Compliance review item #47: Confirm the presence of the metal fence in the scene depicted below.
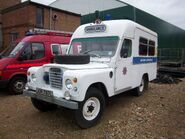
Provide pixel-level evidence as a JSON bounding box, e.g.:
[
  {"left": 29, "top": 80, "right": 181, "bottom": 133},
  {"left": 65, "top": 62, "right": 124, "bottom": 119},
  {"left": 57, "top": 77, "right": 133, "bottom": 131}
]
[{"left": 158, "top": 48, "right": 185, "bottom": 67}]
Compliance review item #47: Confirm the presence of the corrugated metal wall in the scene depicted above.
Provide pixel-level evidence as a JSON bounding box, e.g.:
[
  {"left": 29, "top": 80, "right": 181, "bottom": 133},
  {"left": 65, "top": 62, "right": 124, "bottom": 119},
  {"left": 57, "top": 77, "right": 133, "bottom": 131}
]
[{"left": 81, "top": 6, "right": 185, "bottom": 49}]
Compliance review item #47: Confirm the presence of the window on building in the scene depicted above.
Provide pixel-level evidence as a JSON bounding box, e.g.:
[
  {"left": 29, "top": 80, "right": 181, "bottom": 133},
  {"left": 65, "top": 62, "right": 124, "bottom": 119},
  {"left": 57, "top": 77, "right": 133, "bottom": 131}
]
[
  {"left": 120, "top": 39, "right": 132, "bottom": 58},
  {"left": 139, "top": 37, "right": 148, "bottom": 56},
  {"left": 148, "top": 40, "right": 155, "bottom": 56},
  {"left": 36, "top": 7, "right": 44, "bottom": 28},
  {"left": 9, "top": 32, "right": 19, "bottom": 43},
  {"left": 20, "top": 43, "right": 45, "bottom": 60}
]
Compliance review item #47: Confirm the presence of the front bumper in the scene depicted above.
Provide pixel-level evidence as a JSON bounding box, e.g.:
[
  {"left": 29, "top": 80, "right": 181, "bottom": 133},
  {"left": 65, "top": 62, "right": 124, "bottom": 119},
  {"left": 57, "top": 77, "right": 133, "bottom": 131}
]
[{"left": 23, "top": 89, "right": 78, "bottom": 109}]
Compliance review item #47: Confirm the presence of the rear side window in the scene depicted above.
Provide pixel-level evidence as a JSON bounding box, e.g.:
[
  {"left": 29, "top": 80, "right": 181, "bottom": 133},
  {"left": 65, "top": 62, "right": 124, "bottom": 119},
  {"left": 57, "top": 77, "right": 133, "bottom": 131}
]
[
  {"left": 32, "top": 43, "right": 45, "bottom": 60},
  {"left": 148, "top": 40, "right": 155, "bottom": 56},
  {"left": 139, "top": 38, "right": 148, "bottom": 56},
  {"left": 52, "top": 44, "right": 61, "bottom": 55},
  {"left": 139, "top": 37, "right": 156, "bottom": 56},
  {"left": 61, "top": 44, "right": 69, "bottom": 55},
  {"left": 20, "top": 43, "right": 44, "bottom": 60}
]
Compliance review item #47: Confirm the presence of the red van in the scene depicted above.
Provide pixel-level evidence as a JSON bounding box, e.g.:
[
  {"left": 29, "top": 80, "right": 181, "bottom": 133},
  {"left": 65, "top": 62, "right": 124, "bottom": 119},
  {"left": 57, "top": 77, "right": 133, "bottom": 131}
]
[{"left": 0, "top": 29, "right": 71, "bottom": 94}]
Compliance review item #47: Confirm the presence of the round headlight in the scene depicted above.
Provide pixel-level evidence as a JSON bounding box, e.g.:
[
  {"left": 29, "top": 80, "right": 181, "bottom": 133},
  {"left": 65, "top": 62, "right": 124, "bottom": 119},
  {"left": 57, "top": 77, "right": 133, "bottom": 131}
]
[
  {"left": 65, "top": 79, "right": 73, "bottom": 90},
  {"left": 31, "top": 73, "right": 37, "bottom": 80}
]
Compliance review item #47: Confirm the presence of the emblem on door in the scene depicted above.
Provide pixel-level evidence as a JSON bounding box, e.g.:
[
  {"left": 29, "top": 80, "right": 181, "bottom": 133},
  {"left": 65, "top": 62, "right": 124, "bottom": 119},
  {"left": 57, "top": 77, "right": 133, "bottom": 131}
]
[{"left": 122, "top": 67, "right": 127, "bottom": 75}]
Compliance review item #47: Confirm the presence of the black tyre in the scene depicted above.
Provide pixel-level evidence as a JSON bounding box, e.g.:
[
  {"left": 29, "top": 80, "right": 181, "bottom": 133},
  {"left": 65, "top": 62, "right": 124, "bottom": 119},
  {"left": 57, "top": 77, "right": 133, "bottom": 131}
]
[
  {"left": 31, "top": 98, "right": 57, "bottom": 112},
  {"left": 9, "top": 76, "right": 27, "bottom": 95},
  {"left": 134, "top": 76, "right": 148, "bottom": 97},
  {"left": 75, "top": 87, "right": 105, "bottom": 129}
]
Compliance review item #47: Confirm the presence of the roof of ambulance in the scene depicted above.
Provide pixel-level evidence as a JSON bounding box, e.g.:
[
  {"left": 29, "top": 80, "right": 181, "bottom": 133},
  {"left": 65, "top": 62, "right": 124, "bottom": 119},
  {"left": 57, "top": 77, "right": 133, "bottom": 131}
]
[{"left": 72, "top": 19, "right": 157, "bottom": 39}]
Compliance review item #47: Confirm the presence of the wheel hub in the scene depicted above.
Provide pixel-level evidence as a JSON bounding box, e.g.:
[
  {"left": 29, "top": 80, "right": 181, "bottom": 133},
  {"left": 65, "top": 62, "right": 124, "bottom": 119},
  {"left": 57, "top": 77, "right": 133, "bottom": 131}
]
[
  {"left": 83, "top": 97, "right": 100, "bottom": 121},
  {"left": 87, "top": 103, "right": 95, "bottom": 113},
  {"left": 14, "top": 81, "right": 24, "bottom": 91}
]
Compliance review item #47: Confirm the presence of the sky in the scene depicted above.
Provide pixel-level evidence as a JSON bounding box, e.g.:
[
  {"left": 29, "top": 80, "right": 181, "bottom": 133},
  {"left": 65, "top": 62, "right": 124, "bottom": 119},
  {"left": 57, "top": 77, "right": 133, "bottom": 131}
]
[{"left": 22, "top": 0, "right": 185, "bottom": 30}]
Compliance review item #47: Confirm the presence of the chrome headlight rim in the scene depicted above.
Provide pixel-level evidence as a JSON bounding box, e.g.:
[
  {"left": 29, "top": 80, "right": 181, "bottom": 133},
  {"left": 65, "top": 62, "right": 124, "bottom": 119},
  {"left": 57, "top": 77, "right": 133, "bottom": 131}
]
[
  {"left": 31, "top": 73, "right": 37, "bottom": 80},
  {"left": 65, "top": 79, "right": 73, "bottom": 90}
]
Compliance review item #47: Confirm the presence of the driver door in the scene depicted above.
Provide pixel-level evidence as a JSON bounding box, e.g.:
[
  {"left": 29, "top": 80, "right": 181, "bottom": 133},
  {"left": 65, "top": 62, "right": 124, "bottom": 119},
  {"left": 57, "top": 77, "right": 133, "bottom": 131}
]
[
  {"left": 17, "top": 42, "right": 47, "bottom": 71},
  {"left": 115, "top": 38, "right": 133, "bottom": 94}
]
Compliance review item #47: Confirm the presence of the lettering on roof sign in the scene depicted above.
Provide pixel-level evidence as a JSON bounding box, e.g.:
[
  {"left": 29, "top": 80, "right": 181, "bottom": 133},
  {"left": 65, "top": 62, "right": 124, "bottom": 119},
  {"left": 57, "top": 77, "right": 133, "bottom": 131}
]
[{"left": 84, "top": 25, "right": 106, "bottom": 33}]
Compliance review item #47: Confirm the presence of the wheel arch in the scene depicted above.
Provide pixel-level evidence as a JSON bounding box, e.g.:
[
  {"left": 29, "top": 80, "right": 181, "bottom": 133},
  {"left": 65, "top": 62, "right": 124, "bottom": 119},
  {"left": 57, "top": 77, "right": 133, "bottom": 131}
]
[
  {"left": 9, "top": 74, "right": 27, "bottom": 83},
  {"left": 143, "top": 73, "right": 149, "bottom": 81},
  {"left": 87, "top": 82, "right": 109, "bottom": 100}
]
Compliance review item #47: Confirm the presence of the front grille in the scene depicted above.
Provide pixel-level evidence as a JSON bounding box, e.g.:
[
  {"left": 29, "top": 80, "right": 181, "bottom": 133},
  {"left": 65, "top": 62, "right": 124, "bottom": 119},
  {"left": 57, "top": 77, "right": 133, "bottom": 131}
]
[{"left": 49, "top": 68, "right": 63, "bottom": 89}]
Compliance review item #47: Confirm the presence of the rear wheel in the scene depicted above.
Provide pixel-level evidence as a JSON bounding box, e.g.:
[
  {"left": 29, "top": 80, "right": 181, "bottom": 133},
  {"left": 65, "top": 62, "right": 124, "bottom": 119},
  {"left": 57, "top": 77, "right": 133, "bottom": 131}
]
[
  {"left": 9, "top": 76, "right": 26, "bottom": 95},
  {"left": 134, "top": 76, "right": 148, "bottom": 97},
  {"left": 31, "top": 98, "right": 57, "bottom": 112},
  {"left": 75, "top": 87, "right": 105, "bottom": 128}
]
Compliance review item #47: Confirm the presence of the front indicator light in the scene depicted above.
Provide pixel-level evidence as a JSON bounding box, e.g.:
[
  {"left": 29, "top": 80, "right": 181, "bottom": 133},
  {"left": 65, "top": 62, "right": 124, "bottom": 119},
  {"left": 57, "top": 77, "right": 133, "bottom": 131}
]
[
  {"left": 73, "top": 87, "right": 78, "bottom": 92},
  {"left": 73, "top": 78, "right": 77, "bottom": 83}
]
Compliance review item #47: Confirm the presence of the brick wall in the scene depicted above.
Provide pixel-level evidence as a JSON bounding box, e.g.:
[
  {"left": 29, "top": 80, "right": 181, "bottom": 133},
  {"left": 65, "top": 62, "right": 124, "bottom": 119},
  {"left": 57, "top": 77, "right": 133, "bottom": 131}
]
[
  {"left": 0, "top": 0, "right": 21, "bottom": 10},
  {"left": 0, "top": 13, "right": 2, "bottom": 23},
  {"left": 1, "top": 3, "right": 80, "bottom": 49},
  {"left": 2, "top": 6, "right": 30, "bottom": 29},
  {"left": 0, "top": 24, "right": 2, "bottom": 51},
  {"left": 50, "top": 10, "right": 80, "bottom": 31}
]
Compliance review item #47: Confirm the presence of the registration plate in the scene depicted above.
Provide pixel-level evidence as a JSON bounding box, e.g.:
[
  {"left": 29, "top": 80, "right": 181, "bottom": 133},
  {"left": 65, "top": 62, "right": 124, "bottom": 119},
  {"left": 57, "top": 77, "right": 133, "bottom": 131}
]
[{"left": 36, "top": 88, "right": 53, "bottom": 97}]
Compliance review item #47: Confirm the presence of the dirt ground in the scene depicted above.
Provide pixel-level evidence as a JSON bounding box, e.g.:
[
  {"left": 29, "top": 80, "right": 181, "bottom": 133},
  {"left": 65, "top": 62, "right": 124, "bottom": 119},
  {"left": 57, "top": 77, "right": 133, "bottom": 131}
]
[{"left": 0, "top": 79, "right": 185, "bottom": 139}]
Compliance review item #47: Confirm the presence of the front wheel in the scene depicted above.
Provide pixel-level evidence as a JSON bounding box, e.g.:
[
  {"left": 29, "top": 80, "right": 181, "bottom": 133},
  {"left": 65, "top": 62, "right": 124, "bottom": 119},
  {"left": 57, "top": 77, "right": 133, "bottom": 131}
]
[
  {"left": 75, "top": 87, "right": 105, "bottom": 128},
  {"left": 134, "top": 76, "right": 148, "bottom": 97},
  {"left": 9, "top": 76, "right": 27, "bottom": 95}
]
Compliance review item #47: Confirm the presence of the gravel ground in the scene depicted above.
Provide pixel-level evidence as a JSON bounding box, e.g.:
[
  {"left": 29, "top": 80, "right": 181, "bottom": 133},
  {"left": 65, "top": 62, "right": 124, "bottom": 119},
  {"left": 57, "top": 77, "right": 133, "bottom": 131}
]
[{"left": 0, "top": 79, "right": 185, "bottom": 139}]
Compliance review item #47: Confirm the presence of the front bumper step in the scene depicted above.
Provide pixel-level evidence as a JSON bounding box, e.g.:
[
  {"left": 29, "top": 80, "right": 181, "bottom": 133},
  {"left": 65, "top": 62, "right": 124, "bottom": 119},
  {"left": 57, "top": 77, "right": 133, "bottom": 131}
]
[{"left": 23, "top": 89, "right": 78, "bottom": 109}]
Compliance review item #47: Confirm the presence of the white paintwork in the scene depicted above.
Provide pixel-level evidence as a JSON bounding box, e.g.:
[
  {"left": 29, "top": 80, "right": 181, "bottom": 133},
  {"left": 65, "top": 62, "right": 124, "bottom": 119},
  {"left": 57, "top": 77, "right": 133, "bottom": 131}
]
[{"left": 27, "top": 19, "right": 158, "bottom": 105}]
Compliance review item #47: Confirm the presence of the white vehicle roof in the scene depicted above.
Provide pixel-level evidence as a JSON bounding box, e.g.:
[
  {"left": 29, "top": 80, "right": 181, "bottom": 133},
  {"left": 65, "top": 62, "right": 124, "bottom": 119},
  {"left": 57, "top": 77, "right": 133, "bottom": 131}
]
[{"left": 72, "top": 19, "right": 157, "bottom": 39}]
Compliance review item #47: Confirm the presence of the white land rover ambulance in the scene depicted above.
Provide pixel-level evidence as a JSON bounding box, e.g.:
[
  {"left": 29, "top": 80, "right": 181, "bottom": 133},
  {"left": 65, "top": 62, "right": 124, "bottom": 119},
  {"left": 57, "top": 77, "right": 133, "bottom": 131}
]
[{"left": 24, "top": 20, "right": 158, "bottom": 128}]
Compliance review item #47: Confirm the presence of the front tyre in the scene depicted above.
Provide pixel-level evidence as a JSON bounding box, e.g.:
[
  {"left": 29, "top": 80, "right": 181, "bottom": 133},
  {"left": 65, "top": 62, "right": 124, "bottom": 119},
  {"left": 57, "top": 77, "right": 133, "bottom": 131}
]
[
  {"left": 134, "top": 76, "right": 148, "bottom": 97},
  {"left": 9, "top": 76, "right": 26, "bottom": 95},
  {"left": 31, "top": 98, "right": 57, "bottom": 112},
  {"left": 75, "top": 87, "right": 105, "bottom": 128}
]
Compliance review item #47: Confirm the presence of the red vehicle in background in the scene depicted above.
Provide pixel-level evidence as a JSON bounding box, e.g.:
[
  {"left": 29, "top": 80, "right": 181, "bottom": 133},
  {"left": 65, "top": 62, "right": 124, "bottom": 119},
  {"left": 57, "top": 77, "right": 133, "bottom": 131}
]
[{"left": 0, "top": 28, "right": 72, "bottom": 94}]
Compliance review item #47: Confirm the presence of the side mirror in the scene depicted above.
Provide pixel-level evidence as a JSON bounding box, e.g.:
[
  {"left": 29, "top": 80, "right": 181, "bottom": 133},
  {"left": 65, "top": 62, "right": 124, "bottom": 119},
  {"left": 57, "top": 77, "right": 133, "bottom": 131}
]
[
  {"left": 17, "top": 55, "right": 24, "bottom": 61},
  {"left": 18, "top": 53, "right": 28, "bottom": 61},
  {"left": 120, "top": 48, "right": 128, "bottom": 58}
]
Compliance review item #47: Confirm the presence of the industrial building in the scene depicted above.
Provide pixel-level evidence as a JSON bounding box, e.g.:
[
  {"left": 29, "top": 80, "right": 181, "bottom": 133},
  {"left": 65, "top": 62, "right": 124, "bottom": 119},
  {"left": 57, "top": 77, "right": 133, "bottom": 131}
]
[{"left": 81, "top": 3, "right": 185, "bottom": 65}]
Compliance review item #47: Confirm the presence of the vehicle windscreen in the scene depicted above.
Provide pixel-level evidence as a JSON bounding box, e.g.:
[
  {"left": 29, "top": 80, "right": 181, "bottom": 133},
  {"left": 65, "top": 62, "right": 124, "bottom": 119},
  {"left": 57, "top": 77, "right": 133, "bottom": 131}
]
[
  {"left": 8, "top": 42, "right": 27, "bottom": 57},
  {"left": 68, "top": 36, "right": 119, "bottom": 58},
  {"left": 0, "top": 42, "right": 18, "bottom": 57}
]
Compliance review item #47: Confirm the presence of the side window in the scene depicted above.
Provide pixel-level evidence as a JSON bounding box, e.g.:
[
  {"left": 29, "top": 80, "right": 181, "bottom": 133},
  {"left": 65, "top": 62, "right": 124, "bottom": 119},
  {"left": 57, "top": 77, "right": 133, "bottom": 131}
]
[
  {"left": 148, "top": 40, "right": 155, "bottom": 56},
  {"left": 139, "top": 38, "right": 148, "bottom": 56},
  {"left": 21, "top": 44, "right": 32, "bottom": 60},
  {"left": 120, "top": 39, "right": 132, "bottom": 58},
  {"left": 61, "top": 44, "right": 69, "bottom": 55},
  {"left": 31, "top": 43, "right": 45, "bottom": 60},
  {"left": 52, "top": 44, "right": 61, "bottom": 55}
]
